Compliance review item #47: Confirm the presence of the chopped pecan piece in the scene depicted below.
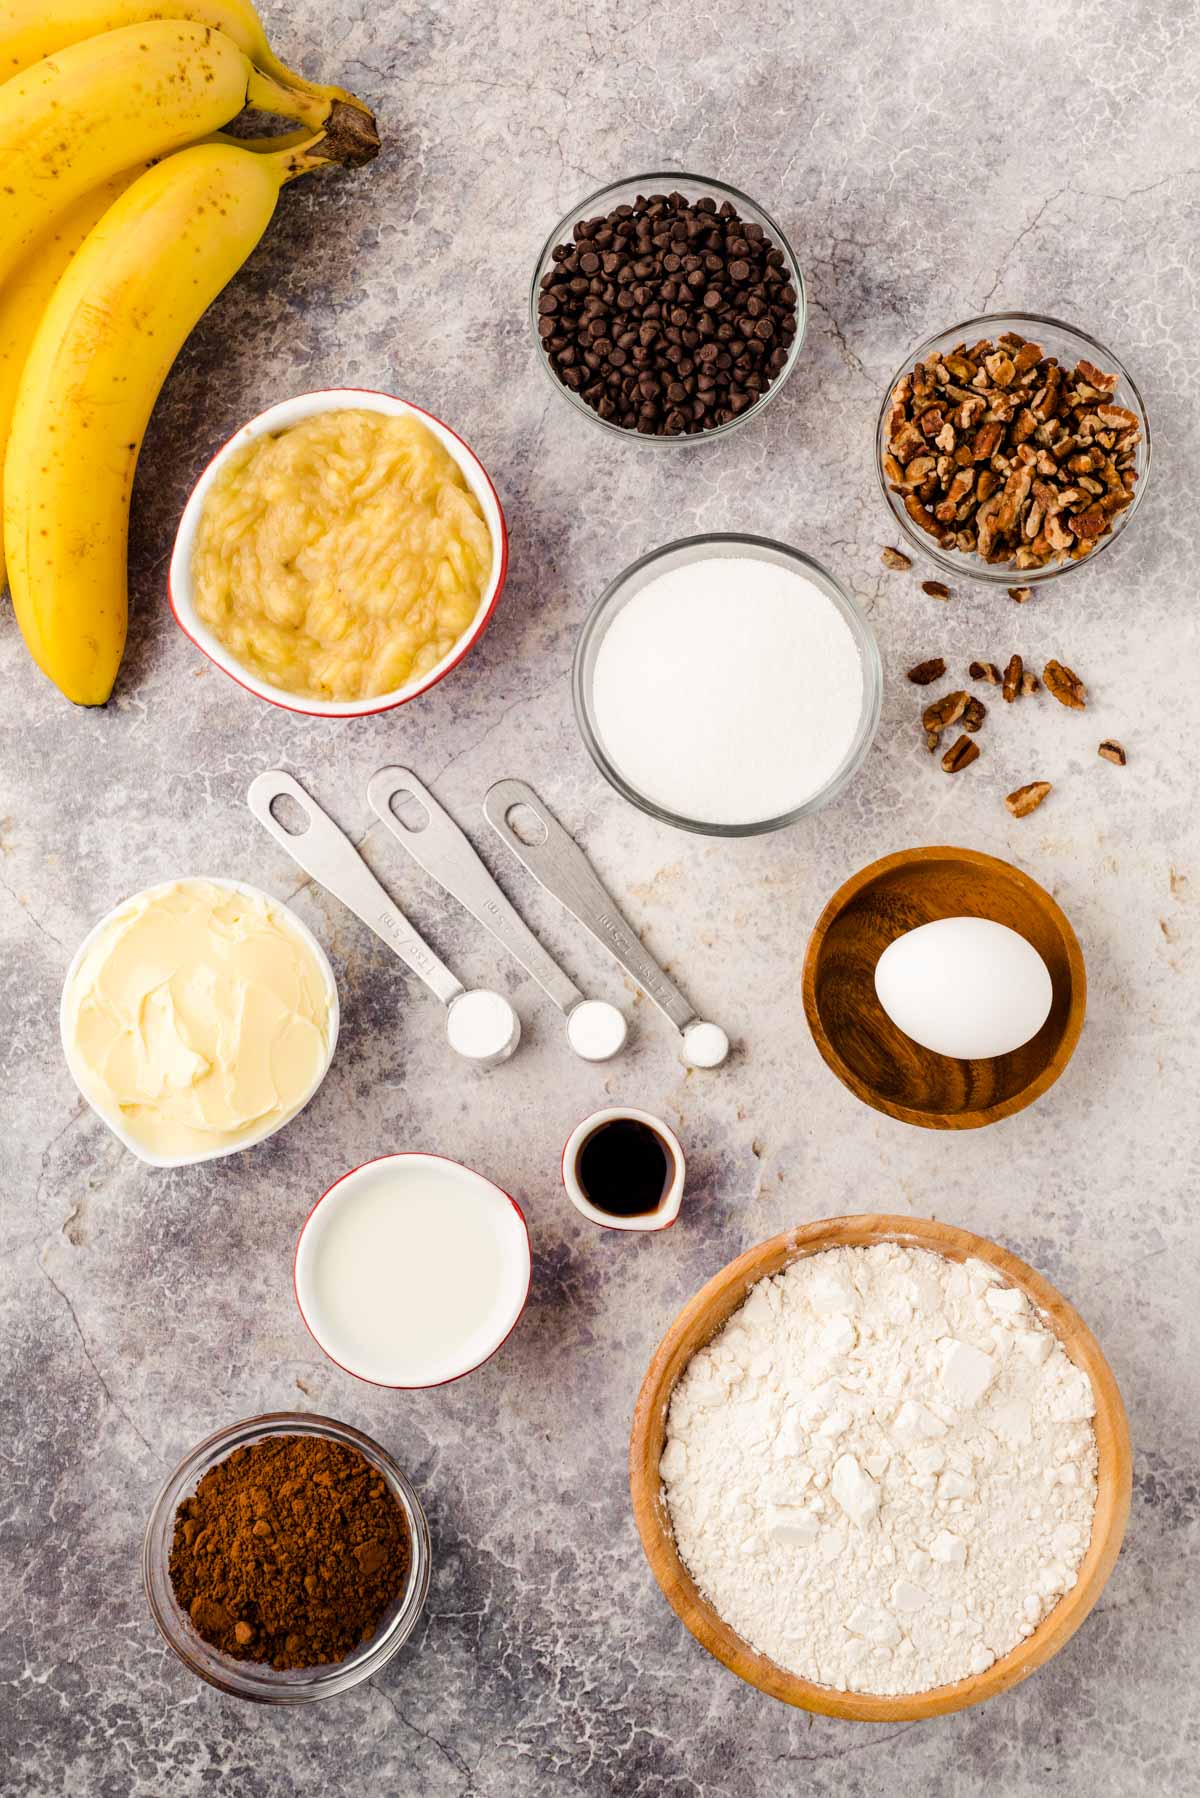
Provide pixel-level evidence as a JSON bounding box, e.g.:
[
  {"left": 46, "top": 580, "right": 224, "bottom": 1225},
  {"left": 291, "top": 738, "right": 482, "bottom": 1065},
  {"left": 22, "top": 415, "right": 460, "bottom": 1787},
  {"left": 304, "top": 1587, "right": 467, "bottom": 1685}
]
[
  {"left": 1070, "top": 505, "right": 1107, "bottom": 539},
  {"left": 962, "top": 695, "right": 986, "bottom": 732},
  {"left": 923, "top": 691, "right": 970, "bottom": 734},
  {"left": 1002, "top": 654, "right": 1023, "bottom": 703},
  {"left": 906, "top": 658, "right": 946, "bottom": 685},
  {"left": 1005, "top": 781, "right": 1052, "bottom": 818},
  {"left": 969, "top": 660, "right": 1001, "bottom": 684},
  {"left": 1076, "top": 358, "right": 1116, "bottom": 393},
  {"left": 1008, "top": 586, "right": 1032, "bottom": 603},
  {"left": 942, "top": 735, "right": 980, "bottom": 773},
  {"left": 921, "top": 580, "right": 952, "bottom": 599},
  {"left": 1098, "top": 739, "right": 1126, "bottom": 765},
  {"left": 1043, "top": 660, "right": 1087, "bottom": 709},
  {"left": 903, "top": 492, "right": 951, "bottom": 541},
  {"left": 1020, "top": 670, "right": 1040, "bottom": 696},
  {"left": 881, "top": 546, "right": 913, "bottom": 570}
]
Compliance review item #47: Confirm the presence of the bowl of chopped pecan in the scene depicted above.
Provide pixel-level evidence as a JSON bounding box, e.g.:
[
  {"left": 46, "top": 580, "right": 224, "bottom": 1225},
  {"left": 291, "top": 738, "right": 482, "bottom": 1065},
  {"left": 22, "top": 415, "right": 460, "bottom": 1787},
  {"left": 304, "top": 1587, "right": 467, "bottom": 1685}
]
[{"left": 877, "top": 314, "right": 1149, "bottom": 583}]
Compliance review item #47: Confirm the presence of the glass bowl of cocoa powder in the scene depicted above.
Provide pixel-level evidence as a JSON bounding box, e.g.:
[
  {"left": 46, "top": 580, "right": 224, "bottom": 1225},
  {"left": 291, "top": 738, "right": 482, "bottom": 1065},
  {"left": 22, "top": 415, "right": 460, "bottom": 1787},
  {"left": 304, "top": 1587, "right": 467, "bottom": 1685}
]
[
  {"left": 876, "top": 312, "right": 1151, "bottom": 585},
  {"left": 531, "top": 172, "right": 806, "bottom": 442},
  {"left": 144, "top": 1412, "right": 431, "bottom": 1702}
]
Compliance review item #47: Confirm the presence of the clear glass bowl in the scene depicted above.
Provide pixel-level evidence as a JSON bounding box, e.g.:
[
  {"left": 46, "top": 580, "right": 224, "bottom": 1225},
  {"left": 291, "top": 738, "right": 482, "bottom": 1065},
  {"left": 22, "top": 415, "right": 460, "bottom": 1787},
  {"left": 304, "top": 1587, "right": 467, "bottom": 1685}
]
[
  {"left": 876, "top": 312, "right": 1150, "bottom": 585},
  {"left": 144, "top": 1413, "right": 431, "bottom": 1703},
  {"left": 572, "top": 533, "right": 882, "bottom": 837},
  {"left": 530, "top": 173, "right": 806, "bottom": 445}
]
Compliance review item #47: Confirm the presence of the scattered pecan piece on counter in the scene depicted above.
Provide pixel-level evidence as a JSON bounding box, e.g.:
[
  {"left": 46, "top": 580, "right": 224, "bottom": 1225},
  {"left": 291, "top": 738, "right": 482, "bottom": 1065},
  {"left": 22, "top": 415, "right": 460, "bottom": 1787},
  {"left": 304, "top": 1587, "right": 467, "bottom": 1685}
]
[
  {"left": 881, "top": 546, "right": 913, "bottom": 570},
  {"left": 921, "top": 580, "right": 952, "bottom": 599},
  {"left": 1002, "top": 653, "right": 1023, "bottom": 703},
  {"left": 942, "top": 736, "right": 980, "bottom": 773},
  {"left": 883, "top": 335, "right": 1141, "bottom": 570},
  {"left": 923, "top": 690, "right": 971, "bottom": 739},
  {"left": 962, "top": 695, "right": 987, "bottom": 732},
  {"left": 1005, "top": 780, "right": 1053, "bottom": 817},
  {"left": 1008, "top": 586, "right": 1032, "bottom": 603},
  {"left": 969, "top": 659, "right": 1002, "bottom": 684},
  {"left": 906, "top": 658, "right": 947, "bottom": 685},
  {"left": 1021, "top": 669, "right": 1040, "bottom": 696},
  {"left": 1099, "top": 739, "right": 1127, "bottom": 765},
  {"left": 1043, "top": 660, "right": 1087, "bottom": 708}
]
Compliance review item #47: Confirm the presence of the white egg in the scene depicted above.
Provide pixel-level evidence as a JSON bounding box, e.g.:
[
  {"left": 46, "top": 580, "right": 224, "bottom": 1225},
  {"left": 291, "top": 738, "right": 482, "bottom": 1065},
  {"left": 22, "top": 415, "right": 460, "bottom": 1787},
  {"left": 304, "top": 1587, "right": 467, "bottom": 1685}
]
[{"left": 873, "top": 916, "right": 1053, "bottom": 1060}]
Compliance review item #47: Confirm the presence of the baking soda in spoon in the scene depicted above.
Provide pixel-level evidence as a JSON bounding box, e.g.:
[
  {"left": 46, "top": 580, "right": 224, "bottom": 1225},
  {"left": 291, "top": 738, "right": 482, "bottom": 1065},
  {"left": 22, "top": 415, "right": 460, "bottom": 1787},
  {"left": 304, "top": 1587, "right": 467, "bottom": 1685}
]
[{"left": 591, "top": 556, "right": 865, "bottom": 826}]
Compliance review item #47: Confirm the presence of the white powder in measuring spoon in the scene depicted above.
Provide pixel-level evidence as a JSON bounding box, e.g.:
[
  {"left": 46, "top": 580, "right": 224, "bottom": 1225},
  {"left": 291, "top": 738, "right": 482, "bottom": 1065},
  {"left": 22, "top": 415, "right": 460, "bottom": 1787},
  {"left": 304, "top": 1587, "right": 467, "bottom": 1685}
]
[{"left": 590, "top": 556, "right": 865, "bottom": 825}]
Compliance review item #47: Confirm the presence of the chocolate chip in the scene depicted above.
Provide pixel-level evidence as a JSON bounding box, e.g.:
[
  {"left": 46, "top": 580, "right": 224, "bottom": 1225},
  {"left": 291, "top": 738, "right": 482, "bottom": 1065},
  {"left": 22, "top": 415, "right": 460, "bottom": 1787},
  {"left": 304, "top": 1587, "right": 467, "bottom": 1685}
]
[{"left": 538, "top": 191, "right": 798, "bottom": 437}]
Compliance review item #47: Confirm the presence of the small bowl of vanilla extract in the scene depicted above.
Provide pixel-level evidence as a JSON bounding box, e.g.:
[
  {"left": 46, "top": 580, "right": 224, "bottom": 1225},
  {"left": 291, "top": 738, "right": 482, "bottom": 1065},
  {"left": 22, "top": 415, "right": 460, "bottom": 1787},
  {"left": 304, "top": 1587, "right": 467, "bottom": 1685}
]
[{"left": 561, "top": 1108, "right": 685, "bottom": 1232}]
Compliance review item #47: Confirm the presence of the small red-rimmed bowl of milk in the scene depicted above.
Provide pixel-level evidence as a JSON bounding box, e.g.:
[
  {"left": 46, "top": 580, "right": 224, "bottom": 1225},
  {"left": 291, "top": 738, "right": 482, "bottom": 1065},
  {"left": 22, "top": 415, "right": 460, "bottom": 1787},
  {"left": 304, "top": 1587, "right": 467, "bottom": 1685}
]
[{"left": 294, "top": 1153, "right": 531, "bottom": 1388}]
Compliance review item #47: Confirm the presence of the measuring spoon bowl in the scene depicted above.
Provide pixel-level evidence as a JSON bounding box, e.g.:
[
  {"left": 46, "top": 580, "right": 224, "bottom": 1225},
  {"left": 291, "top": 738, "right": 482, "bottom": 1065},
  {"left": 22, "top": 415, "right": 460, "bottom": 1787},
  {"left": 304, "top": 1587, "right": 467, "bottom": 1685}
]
[{"left": 445, "top": 987, "right": 521, "bottom": 1067}]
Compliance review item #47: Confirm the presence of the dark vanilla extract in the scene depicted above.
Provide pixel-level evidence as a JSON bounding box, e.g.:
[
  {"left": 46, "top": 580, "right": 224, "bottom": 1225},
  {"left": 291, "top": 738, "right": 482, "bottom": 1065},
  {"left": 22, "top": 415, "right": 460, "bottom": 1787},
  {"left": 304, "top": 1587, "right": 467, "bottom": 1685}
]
[{"left": 577, "top": 1117, "right": 672, "bottom": 1217}]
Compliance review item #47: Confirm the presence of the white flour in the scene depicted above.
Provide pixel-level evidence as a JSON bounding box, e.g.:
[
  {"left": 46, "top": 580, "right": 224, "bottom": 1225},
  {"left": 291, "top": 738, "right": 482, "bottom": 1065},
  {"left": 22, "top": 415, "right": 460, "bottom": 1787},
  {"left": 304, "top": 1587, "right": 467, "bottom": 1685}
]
[
  {"left": 590, "top": 556, "right": 864, "bottom": 825},
  {"left": 662, "top": 1244, "right": 1098, "bottom": 1696}
]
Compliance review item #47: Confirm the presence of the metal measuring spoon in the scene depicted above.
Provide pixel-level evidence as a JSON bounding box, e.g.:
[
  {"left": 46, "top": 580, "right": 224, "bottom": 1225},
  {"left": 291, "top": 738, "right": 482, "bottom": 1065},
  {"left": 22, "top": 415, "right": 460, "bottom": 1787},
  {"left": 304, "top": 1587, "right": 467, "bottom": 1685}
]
[
  {"left": 247, "top": 771, "right": 520, "bottom": 1068},
  {"left": 482, "top": 779, "right": 729, "bottom": 1068},
  {"left": 367, "top": 767, "right": 627, "bottom": 1062}
]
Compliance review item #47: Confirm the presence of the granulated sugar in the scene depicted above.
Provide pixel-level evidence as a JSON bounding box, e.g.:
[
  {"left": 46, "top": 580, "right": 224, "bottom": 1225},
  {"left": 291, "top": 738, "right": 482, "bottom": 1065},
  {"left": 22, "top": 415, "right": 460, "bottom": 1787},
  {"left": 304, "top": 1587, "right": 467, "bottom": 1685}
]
[
  {"left": 661, "top": 1244, "right": 1098, "bottom": 1696},
  {"left": 590, "top": 556, "right": 865, "bottom": 825}
]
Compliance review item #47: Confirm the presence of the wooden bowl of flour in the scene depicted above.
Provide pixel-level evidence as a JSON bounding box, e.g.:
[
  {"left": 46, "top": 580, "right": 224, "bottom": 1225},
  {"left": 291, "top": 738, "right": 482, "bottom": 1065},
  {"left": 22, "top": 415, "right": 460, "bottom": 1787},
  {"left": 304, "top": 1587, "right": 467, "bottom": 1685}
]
[{"left": 629, "top": 1215, "right": 1130, "bottom": 1720}]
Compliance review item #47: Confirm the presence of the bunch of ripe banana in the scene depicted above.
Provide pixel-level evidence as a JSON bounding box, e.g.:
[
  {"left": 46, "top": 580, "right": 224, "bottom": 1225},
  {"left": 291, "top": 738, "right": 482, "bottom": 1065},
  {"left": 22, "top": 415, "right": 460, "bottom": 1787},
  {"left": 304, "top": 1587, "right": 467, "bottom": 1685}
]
[{"left": 0, "top": 1, "right": 379, "bottom": 705}]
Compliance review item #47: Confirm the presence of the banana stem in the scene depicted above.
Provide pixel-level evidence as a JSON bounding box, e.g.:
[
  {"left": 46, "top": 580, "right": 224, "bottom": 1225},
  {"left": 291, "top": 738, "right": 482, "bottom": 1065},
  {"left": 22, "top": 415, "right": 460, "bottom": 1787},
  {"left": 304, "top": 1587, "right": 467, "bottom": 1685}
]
[
  {"left": 250, "top": 109, "right": 379, "bottom": 184},
  {"left": 242, "top": 68, "right": 380, "bottom": 159},
  {"left": 244, "top": 65, "right": 329, "bottom": 130},
  {"left": 256, "top": 51, "right": 378, "bottom": 124},
  {"left": 286, "top": 101, "right": 380, "bottom": 172}
]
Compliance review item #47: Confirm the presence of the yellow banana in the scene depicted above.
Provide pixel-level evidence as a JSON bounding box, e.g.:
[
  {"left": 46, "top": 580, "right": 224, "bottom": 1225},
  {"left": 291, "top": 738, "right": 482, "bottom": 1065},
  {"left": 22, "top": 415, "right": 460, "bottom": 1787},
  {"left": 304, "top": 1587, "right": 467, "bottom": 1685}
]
[
  {"left": 4, "top": 134, "right": 337, "bottom": 705},
  {"left": 0, "top": 19, "right": 374, "bottom": 294},
  {"left": 0, "top": 0, "right": 371, "bottom": 119},
  {"left": 0, "top": 168, "right": 149, "bottom": 594}
]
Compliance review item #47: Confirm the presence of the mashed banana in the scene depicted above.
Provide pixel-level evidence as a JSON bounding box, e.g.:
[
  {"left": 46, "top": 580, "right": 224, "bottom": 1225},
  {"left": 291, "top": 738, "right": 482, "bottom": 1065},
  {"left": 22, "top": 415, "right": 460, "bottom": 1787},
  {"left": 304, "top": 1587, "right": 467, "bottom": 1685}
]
[{"left": 191, "top": 409, "right": 494, "bottom": 701}]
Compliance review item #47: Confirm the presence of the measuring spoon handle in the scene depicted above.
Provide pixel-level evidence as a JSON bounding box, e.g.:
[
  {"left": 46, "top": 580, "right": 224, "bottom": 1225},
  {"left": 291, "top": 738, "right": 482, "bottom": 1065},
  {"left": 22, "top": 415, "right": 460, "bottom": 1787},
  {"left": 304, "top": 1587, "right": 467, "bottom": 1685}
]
[
  {"left": 482, "top": 778, "right": 695, "bottom": 1034},
  {"left": 247, "top": 770, "right": 464, "bottom": 1008},
  {"left": 367, "top": 767, "right": 582, "bottom": 1016}
]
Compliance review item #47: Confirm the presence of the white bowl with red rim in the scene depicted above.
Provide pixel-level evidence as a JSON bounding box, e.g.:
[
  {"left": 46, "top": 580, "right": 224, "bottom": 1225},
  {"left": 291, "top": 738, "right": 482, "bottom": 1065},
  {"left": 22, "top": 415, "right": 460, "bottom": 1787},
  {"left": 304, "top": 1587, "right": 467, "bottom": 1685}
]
[
  {"left": 169, "top": 389, "right": 509, "bottom": 718},
  {"left": 294, "top": 1152, "right": 532, "bottom": 1388}
]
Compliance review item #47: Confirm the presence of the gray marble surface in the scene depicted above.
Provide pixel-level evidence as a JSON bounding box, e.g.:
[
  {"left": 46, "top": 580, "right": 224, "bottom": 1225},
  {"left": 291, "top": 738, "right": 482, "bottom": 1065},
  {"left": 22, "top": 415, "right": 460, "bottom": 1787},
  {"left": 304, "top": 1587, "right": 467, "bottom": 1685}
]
[{"left": 2, "top": 0, "right": 1198, "bottom": 1791}]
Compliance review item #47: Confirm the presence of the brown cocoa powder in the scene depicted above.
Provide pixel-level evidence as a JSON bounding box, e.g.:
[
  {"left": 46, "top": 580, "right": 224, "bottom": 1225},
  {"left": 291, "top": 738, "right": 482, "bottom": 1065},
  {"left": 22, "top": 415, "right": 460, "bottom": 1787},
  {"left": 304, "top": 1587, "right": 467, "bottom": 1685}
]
[{"left": 169, "top": 1433, "right": 410, "bottom": 1670}]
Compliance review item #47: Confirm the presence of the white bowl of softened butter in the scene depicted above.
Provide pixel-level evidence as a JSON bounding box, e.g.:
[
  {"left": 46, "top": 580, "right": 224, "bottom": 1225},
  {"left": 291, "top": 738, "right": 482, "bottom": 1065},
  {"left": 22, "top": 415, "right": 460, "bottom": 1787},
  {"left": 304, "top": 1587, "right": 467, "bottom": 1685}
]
[{"left": 60, "top": 878, "right": 339, "bottom": 1169}]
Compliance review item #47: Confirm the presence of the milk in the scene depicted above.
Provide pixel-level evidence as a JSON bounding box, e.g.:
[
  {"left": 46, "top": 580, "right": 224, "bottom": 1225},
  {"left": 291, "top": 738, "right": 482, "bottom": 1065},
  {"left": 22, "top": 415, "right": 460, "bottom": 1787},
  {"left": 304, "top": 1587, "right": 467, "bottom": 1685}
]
[{"left": 297, "top": 1155, "right": 530, "bottom": 1386}]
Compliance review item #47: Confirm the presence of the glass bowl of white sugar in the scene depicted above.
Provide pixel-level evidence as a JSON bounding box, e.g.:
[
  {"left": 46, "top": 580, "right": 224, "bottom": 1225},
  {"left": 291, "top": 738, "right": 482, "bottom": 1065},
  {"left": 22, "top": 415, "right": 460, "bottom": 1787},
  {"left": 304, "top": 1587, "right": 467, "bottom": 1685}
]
[{"left": 573, "top": 535, "right": 882, "bottom": 836}]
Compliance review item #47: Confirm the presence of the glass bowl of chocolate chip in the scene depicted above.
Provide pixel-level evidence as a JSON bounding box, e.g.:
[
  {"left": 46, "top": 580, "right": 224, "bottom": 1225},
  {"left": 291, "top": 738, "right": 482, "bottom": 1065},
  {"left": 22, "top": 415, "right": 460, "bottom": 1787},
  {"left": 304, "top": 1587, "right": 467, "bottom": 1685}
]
[
  {"left": 877, "top": 313, "right": 1150, "bottom": 585},
  {"left": 531, "top": 173, "right": 805, "bottom": 441},
  {"left": 144, "top": 1412, "right": 431, "bottom": 1702}
]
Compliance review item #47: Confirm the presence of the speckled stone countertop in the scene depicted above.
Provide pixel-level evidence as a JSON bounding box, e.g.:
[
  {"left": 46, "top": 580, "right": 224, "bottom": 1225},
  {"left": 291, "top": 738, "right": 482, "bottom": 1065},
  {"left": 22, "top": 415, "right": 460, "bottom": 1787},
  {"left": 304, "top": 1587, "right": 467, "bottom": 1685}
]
[{"left": 2, "top": 1, "right": 1198, "bottom": 1792}]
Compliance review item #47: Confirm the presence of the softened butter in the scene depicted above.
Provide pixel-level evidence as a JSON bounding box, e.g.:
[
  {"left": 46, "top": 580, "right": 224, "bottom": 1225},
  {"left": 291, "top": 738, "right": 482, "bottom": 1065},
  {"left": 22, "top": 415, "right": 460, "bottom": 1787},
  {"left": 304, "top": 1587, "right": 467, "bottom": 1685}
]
[{"left": 63, "top": 880, "right": 332, "bottom": 1160}]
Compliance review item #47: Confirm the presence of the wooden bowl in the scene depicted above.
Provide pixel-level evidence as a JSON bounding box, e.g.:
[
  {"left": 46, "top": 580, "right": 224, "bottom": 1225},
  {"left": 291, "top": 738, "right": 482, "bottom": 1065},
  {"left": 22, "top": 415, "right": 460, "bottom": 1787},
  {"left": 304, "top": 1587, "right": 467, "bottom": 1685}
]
[
  {"left": 802, "top": 846, "right": 1086, "bottom": 1130},
  {"left": 629, "top": 1215, "right": 1131, "bottom": 1722}
]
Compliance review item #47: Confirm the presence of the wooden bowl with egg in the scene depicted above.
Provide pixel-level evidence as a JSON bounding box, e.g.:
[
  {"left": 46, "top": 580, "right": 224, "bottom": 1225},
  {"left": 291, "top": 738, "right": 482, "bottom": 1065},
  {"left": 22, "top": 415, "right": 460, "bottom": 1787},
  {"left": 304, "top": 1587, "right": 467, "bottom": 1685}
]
[
  {"left": 629, "top": 1214, "right": 1130, "bottom": 1721},
  {"left": 802, "top": 846, "right": 1086, "bottom": 1129}
]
